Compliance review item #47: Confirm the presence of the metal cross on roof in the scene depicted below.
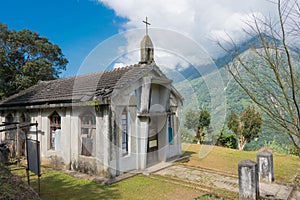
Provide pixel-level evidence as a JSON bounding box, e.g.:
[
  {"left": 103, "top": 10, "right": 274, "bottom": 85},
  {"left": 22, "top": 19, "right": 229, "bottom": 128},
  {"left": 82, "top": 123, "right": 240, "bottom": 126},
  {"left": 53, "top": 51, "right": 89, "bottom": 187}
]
[{"left": 142, "top": 16, "right": 151, "bottom": 35}]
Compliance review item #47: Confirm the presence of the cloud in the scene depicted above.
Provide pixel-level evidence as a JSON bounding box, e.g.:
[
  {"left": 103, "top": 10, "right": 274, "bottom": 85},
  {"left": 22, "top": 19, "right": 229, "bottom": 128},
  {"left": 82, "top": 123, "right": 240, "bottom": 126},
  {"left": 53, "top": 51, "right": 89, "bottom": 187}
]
[
  {"left": 99, "top": 0, "right": 276, "bottom": 41},
  {"left": 113, "top": 62, "right": 126, "bottom": 68},
  {"left": 97, "top": 0, "right": 278, "bottom": 70},
  {"left": 112, "top": 29, "right": 213, "bottom": 71},
  {"left": 210, "top": 12, "right": 265, "bottom": 42}
]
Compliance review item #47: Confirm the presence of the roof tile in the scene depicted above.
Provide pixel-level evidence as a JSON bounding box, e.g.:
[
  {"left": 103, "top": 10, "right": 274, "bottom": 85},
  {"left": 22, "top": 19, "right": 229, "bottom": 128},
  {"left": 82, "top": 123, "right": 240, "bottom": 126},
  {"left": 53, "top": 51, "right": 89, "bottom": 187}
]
[{"left": 0, "top": 64, "right": 154, "bottom": 107}]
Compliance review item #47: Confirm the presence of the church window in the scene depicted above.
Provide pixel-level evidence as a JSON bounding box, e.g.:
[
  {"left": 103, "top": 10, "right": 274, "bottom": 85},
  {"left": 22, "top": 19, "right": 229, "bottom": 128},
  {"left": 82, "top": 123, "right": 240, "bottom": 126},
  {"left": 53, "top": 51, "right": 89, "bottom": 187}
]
[
  {"left": 4, "top": 113, "right": 14, "bottom": 141},
  {"left": 168, "top": 115, "right": 173, "bottom": 145},
  {"left": 19, "top": 113, "right": 27, "bottom": 155},
  {"left": 121, "top": 110, "right": 128, "bottom": 156},
  {"left": 5, "top": 113, "right": 13, "bottom": 123},
  {"left": 80, "top": 112, "right": 96, "bottom": 157},
  {"left": 49, "top": 111, "right": 61, "bottom": 150}
]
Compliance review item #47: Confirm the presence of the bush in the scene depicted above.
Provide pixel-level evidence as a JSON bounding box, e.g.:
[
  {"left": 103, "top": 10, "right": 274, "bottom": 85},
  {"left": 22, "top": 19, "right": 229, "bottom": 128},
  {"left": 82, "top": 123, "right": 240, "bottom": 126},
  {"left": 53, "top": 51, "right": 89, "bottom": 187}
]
[
  {"left": 264, "top": 140, "right": 300, "bottom": 156},
  {"left": 290, "top": 146, "right": 300, "bottom": 157},
  {"left": 217, "top": 134, "right": 237, "bottom": 149}
]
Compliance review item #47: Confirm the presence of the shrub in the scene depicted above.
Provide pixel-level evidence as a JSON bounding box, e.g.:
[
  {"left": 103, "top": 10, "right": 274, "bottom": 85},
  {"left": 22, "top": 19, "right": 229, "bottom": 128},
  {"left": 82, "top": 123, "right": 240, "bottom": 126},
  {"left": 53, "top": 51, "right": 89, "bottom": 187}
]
[{"left": 217, "top": 134, "right": 237, "bottom": 149}]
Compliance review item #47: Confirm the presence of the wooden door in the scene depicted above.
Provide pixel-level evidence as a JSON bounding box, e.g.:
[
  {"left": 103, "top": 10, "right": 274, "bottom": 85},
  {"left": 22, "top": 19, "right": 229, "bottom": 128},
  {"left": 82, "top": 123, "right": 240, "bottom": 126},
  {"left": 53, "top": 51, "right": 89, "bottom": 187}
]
[{"left": 147, "top": 116, "right": 159, "bottom": 166}]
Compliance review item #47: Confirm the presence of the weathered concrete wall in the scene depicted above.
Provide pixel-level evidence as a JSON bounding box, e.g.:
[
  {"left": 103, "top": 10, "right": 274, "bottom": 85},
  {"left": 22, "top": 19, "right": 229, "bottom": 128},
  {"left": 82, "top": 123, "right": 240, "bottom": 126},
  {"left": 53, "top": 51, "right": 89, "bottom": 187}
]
[
  {"left": 137, "top": 117, "right": 148, "bottom": 170},
  {"left": 140, "top": 77, "right": 151, "bottom": 113},
  {"left": 1, "top": 107, "right": 110, "bottom": 177},
  {"left": 157, "top": 116, "right": 167, "bottom": 162},
  {"left": 71, "top": 107, "right": 110, "bottom": 177},
  {"left": 70, "top": 109, "right": 79, "bottom": 170}
]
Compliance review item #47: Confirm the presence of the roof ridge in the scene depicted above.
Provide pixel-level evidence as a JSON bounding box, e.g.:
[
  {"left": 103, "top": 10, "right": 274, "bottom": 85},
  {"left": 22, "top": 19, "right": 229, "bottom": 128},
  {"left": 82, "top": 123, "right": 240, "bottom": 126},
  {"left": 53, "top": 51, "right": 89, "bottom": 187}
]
[
  {"left": 105, "top": 64, "right": 137, "bottom": 72},
  {"left": 47, "top": 64, "right": 138, "bottom": 82}
]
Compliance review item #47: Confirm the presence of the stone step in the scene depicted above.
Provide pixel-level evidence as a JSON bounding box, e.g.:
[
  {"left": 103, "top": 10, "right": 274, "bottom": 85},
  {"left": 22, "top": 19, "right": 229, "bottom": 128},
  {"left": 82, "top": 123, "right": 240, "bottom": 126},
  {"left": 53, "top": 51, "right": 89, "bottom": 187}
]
[{"left": 142, "top": 161, "right": 173, "bottom": 175}]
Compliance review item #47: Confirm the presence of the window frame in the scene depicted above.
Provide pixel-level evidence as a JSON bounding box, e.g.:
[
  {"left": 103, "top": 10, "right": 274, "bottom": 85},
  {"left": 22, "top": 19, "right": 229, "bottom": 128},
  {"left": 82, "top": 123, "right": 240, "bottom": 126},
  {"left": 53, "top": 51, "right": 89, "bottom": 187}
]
[
  {"left": 4, "top": 113, "right": 14, "bottom": 141},
  {"left": 121, "top": 109, "right": 129, "bottom": 156},
  {"left": 80, "top": 112, "right": 96, "bottom": 157},
  {"left": 49, "top": 111, "right": 61, "bottom": 150},
  {"left": 168, "top": 115, "right": 174, "bottom": 145}
]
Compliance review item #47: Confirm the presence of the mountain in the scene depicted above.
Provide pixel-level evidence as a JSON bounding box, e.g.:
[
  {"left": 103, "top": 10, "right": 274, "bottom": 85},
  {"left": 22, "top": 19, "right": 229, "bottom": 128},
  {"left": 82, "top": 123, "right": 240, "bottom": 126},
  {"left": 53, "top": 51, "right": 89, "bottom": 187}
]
[
  {"left": 170, "top": 33, "right": 281, "bottom": 82},
  {"left": 214, "top": 33, "right": 281, "bottom": 69},
  {"left": 175, "top": 34, "right": 299, "bottom": 151}
]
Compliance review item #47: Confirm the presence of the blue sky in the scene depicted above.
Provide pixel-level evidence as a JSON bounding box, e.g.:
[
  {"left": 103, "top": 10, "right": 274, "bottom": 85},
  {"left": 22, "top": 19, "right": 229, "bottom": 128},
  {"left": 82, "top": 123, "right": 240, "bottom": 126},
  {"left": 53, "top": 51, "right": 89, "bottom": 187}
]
[
  {"left": 0, "top": 0, "right": 126, "bottom": 77},
  {"left": 1, "top": 0, "right": 278, "bottom": 78}
]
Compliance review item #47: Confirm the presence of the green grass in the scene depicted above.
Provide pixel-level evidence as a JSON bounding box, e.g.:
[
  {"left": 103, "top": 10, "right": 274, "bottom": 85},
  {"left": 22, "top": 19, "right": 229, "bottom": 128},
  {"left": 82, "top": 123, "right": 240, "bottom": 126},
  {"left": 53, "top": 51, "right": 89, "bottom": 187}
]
[
  {"left": 10, "top": 166, "right": 202, "bottom": 200},
  {"left": 6, "top": 144, "right": 299, "bottom": 199},
  {"left": 182, "top": 144, "right": 300, "bottom": 184}
]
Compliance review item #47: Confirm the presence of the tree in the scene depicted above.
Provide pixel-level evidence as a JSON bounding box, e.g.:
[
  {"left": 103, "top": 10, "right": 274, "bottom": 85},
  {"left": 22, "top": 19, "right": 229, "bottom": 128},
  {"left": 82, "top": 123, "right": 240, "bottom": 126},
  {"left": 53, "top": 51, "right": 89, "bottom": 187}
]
[
  {"left": 219, "top": 0, "right": 300, "bottom": 154},
  {"left": 184, "top": 110, "right": 200, "bottom": 132},
  {"left": 197, "top": 110, "right": 211, "bottom": 144},
  {"left": 184, "top": 109, "right": 211, "bottom": 144},
  {"left": 0, "top": 23, "right": 68, "bottom": 99},
  {"left": 228, "top": 106, "right": 262, "bottom": 150},
  {"left": 217, "top": 125, "right": 237, "bottom": 149}
]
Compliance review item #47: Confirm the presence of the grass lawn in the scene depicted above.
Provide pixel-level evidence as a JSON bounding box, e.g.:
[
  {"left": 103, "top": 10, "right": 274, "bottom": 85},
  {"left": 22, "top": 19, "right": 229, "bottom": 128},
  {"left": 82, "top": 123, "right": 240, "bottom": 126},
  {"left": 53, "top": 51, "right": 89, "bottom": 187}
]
[
  {"left": 182, "top": 144, "right": 300, "bottom": 184},
  {"left": 7, "top": 144, "right": 299, "bottom": 199},
  {"left": 9, "top": 166, "right": 204, "bottom": 200}
]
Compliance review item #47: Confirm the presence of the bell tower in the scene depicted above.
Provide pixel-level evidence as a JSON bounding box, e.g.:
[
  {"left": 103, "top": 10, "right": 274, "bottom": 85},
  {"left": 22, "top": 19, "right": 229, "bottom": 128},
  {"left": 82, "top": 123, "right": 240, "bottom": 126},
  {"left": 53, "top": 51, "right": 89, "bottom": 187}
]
[{"left": 140, "top": 17, "right": 154, "bottom": 64}]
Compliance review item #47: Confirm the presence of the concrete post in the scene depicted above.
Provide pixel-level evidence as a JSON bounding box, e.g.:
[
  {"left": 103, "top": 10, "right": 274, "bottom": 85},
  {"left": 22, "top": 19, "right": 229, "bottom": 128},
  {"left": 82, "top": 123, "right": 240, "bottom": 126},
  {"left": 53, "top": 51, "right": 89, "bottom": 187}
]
[
  {"left": 257, "top": 150, "right": 274, "bottom": 182},
  {"left": 138, "top": 117, "right": 148, "bottom": 170},
  {"left": 16, "top": 124, "right": 20, "bottom": 166},
  {"left": 140, "top": 77, "right": 151, "bottom": 113},
  {"left": 238, "top": 160, "right": 259, "bottom": 200}
]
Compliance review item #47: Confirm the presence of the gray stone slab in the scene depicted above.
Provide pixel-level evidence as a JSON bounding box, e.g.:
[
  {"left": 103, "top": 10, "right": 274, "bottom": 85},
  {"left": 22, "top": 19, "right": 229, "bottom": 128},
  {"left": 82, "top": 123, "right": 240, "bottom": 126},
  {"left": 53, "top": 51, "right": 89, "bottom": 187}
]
[
  {"left": 257, "top": 150, "right": 274, "bottom": 182},
  {"left": 238, "top": 160, "right": 259, "bottom": 200},
  {"left": 259, "top": 182, "right": 293, "bottom": 200}
]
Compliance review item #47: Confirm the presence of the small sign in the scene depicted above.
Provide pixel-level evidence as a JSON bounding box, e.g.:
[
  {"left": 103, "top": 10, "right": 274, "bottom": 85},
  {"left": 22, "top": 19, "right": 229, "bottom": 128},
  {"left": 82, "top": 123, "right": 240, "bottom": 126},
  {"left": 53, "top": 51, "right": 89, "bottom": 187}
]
[
  {"left": 27, "top": 139, "right": 40, "bottom": 175},
  {"left": 149, "top": 140, "right": 157, "bottom": 148}
]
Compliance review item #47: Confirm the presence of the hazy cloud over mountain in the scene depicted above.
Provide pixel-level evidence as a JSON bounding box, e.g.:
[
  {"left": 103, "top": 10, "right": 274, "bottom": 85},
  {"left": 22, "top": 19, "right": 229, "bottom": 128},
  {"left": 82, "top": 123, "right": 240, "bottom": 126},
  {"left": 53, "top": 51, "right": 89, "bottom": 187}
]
[{"left": 97, "top": 0, "right": 278, "bottom": 70}]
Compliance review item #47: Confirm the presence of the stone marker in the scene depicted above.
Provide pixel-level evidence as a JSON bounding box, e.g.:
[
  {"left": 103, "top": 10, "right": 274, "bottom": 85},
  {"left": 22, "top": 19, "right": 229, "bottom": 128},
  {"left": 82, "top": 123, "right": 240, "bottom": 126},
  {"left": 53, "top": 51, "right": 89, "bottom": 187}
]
[
  {"left": 257, "top": 150, "right": 274, "bottom": 182},
  {"left": 238, "top": 160, "right": 259, "bottom": 200}
]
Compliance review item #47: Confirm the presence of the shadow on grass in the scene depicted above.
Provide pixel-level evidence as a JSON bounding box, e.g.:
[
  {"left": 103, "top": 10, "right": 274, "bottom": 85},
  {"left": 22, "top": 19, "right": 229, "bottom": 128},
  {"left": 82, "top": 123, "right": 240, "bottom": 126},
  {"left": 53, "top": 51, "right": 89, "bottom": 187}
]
[
  {"left": 183, "top": 150, "right": 197, "bottom": 157},
  {"left": 28, "top": 169, "right": 121, "bottom": 200}
]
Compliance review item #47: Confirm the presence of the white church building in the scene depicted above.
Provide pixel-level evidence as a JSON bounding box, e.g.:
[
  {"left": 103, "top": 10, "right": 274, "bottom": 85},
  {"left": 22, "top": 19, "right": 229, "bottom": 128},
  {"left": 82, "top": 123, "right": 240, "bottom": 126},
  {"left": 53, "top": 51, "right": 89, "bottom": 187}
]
[{"left": 0, "top": 31, "right": 184, "bottom": 178}]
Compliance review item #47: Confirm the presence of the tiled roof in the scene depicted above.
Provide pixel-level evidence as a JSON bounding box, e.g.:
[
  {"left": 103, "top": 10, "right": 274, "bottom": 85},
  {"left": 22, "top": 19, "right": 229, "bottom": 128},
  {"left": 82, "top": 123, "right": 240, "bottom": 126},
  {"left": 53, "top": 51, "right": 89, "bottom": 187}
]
[{"left": 0, "top": 63, "right": 156, "bottom": 107}]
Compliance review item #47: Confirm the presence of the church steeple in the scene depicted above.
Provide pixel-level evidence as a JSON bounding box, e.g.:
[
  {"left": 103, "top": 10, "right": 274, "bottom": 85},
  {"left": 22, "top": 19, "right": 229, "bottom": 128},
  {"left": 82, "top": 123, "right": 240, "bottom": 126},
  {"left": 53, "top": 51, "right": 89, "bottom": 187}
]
[{"left": 140, "top": 17, "right": 154, "bottom": 64}]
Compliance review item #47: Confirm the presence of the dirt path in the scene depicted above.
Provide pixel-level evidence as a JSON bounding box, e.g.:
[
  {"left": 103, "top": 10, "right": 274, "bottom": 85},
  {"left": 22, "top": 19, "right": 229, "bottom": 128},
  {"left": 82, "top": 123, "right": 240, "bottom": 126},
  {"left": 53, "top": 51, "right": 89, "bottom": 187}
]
[{"left": 154, "top": 164, "right": 297, "bottom": 200}]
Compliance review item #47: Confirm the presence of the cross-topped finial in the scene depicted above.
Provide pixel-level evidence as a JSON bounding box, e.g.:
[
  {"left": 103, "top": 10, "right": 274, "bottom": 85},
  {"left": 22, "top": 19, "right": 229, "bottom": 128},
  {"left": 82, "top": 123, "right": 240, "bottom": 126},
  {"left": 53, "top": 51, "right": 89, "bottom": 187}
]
[{"left": 142, "top": 16, "right": 151, "bottom": 35}]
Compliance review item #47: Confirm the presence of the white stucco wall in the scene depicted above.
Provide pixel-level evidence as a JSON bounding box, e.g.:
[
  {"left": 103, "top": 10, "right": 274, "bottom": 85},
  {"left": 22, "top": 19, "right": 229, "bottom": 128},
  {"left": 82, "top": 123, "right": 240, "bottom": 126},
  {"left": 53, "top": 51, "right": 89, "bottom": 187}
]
[{"left": 0, "top": 67, "right": 183, "bottom": 178}]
